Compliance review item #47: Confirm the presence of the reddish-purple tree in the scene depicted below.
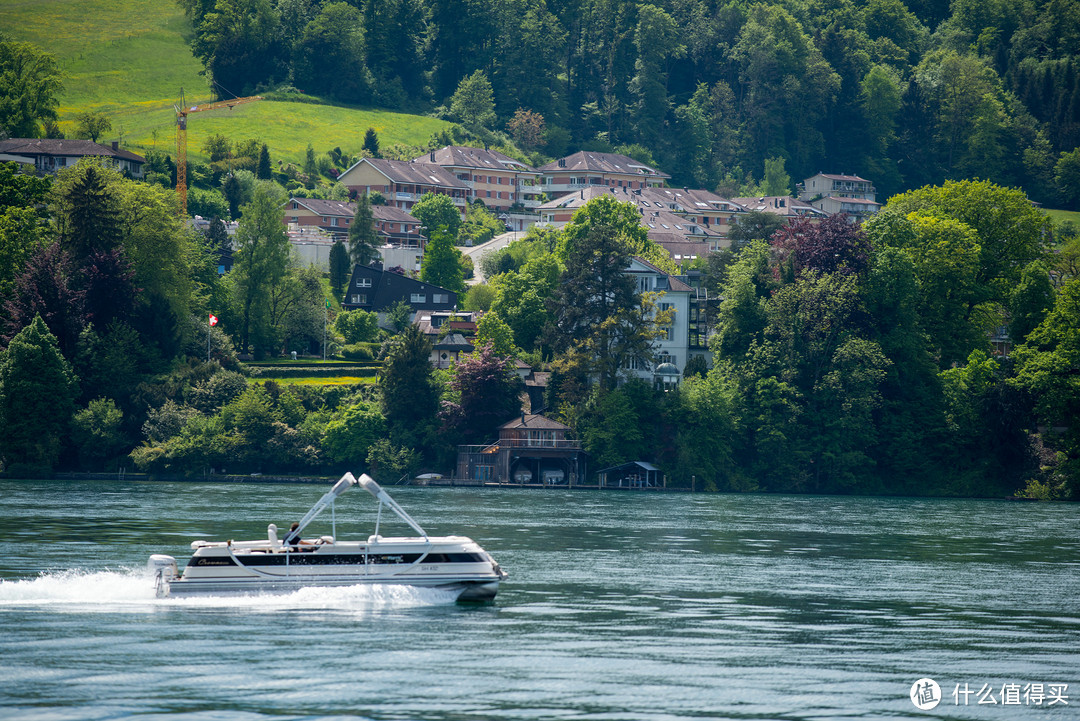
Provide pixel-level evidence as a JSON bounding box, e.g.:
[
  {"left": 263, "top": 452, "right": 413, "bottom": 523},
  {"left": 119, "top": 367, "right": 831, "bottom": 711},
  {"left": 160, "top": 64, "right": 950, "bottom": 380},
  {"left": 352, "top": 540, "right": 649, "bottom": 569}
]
[
  {"left": 770, "top": 214, "right": 872, "bottom": 279},
  {"left": 440, "top": 342, "right": 525, "bottom": 445},
  {"left": 3, "top": 243, "right": 85, "bottom": 357}
]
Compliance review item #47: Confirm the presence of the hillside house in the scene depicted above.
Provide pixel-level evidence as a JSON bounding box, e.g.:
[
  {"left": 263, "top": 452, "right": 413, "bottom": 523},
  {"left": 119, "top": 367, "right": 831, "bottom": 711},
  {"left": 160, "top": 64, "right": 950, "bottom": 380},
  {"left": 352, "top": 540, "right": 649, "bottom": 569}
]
[
  {"left": 0, "top": 139, "right": 145, "bottom": 178},
  {"left": 539, "top": 151, "right": 669, "bottom": 199},
  {"left": 414, "top": 146, "right": 542, "bottom": 230},
  {"left": 283, "top": 197, "right": 423, "bottom": 245},
  {"left": 341, "top": 263, "right": 457, "bottom": 326},
  {"left": 731, "top": 195, "right": 827, "bottom": 221},
  {"left": 625, "top": 257, "right": 711, "bottom": 386},
  {"left": 338, "top": 158, "right": 470, "bottom": 216},
  {"left": 456, "top": 413, "right": 586, "bottom": 485},
  {"left": 536, "top": 186, "right": 727, "bottom": 252},
  {"left": 798, "top": 173, "right": 881, "bottom": 220}
]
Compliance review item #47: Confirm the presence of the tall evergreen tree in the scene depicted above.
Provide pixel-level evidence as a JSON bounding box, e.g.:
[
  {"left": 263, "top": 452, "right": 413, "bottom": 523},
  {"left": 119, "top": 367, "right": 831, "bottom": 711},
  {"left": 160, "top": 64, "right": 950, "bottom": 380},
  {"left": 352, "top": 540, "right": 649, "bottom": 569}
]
[
  {"left": 362, "top": 128, "right": 380, "bottom": 158},
  {"left": 329, "top": 239, "right": 350, "bottom": 299},
  {"left": 0, "top": 315, "right": 78, "bottom": 473},
  {"left": 56, "top": 163, "right": 120, "bottom": 258},
  {"left": 256, "top": 144, "right": 272, "bottom": 179},
  {"left": 348, "top": 193, "right": 380, "bottom": 266}
]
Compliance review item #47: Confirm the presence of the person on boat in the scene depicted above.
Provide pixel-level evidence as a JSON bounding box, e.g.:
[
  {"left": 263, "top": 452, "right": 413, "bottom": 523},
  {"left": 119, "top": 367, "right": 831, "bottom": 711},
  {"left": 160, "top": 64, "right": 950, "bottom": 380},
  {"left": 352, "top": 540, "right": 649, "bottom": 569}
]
[{"left": 286, "top": 522, "right": 313, "bottom": 550}]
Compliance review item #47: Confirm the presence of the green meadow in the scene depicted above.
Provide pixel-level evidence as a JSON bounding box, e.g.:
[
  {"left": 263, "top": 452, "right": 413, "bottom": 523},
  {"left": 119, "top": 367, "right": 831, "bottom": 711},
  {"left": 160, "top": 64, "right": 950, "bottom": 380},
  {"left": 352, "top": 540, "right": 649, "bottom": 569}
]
[
  {"left": 0, "top": 0, "right": 449, "bottom": 163},
  {"left": 1044, "top": 208, "right": 1080, "bottom": 230}
]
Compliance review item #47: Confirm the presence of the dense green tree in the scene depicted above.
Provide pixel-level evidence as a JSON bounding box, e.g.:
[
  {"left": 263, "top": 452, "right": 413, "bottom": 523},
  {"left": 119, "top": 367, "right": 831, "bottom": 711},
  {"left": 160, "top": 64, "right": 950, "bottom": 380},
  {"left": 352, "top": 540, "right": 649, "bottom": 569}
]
[
  {"left": 0, "top": 316, "right": 78, "bottom": 473},
  {"left": 490, "top": 254, "right": 559, "bottom": 351},
  {"left": 886, "top": 180, "right": 1050, "bottom": 310},
  {"left": 73, "top": 111, "right": 112, "bottom": 143},
  {"left": 1010, "top": 261, "right": 1055, "bottom": 345},
  {"left": 671, "top": 370, "right": 740, "bottom": 490},
  {"left": 71, "top": 397, "right": 125, "bottom": 470},
  {"left": 188, "top": 0, "right": 288, "bottom": 95},
  {"left": 729, "top": 5, "right": 841, "bottom": 176},
  {"left": 628, "top": 5, "right": 684, "bottom": 147},
  {"left": 549, "top": 196, "right": 669, "bottom": 391},
  {"left": 378, "top": 324, "right": 437, "bottom": 450},
  {"left": 727, "top": 211, "right": 787, "bottom": 252},
  {"left": 579, "top": 386, "right": 645, "bottom": 470},
  {"left": 0, "top": 36, "right": 62, "bottom": 138},
  {"left": 420, "top": 229, "right": 465, "bottom": 293},
  {"left": 323, "top": 402, "right": 386, "bottom": 465},
  {"left": 474, "top": 312, "right": 516, "bottom": 357},
  {"left": 711, "top": 240, "right": 774, "bottom": 361},
  {"left": 293, "top": 2, "right": 374, "bottom": 103},
  {"left": 54, "top": 162, "right": 121, "bottom": 258},
  {"left": 411, "top": 192, "right": 461, "bottom": 238},
  {"left": 230, "top": 184, "right": 290, "bottom": 356},
  {"left": 1010, "top": 278, "right": 1080, "bottom": 496},
  {"left": 761, "top": 156, "right": 791, "bottom": 196},
  {"left": 1055, "top": 147, "right": 1080, "bottom": 209},
  {"left": 449, "top": 70, "right": 497, "bottom": 129},
  {"left": 335, "top": 309, "right": 379, "bottom": 344}
]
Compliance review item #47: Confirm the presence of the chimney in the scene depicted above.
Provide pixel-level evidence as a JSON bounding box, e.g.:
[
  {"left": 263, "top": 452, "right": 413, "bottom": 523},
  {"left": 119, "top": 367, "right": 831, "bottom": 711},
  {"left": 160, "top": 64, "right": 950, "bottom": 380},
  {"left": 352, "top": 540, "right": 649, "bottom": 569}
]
[
  {"left": 430, "top": 152, "right": 435, "bottom": 162},
  {"left": 111, "top": 141, "right": 119, "bottom": 151},
  {"left": 580, "top": 190, "right": 584, "bottom": 199},
  {"left": 521, "top": 412, "right": 527, "bottom": 426}
]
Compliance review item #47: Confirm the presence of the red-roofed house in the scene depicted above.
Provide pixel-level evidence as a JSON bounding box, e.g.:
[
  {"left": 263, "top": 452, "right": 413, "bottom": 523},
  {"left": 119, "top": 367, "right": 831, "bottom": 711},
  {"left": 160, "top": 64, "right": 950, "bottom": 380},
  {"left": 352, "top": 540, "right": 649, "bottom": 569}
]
[{"left": 538, "top": 151, "right": 669, "bottom": 199}]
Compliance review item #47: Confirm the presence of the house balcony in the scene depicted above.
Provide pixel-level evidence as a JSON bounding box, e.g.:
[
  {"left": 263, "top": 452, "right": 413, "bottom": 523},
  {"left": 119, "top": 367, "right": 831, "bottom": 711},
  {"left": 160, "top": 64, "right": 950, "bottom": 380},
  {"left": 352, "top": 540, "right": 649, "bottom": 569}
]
[
  {"left": 459, "top": 438, "right": 583, "bottom": 453},
  {"left": 395, "top": 191, "right": 415, "bottom": 201}
]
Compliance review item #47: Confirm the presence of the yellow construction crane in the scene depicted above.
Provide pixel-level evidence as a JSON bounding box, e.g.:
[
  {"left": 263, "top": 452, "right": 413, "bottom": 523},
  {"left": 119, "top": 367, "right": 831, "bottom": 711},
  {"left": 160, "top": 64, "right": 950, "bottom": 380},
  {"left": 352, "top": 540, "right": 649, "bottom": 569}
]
[{"left": 174, "top": 87, "right": 262, "bottom": 216}]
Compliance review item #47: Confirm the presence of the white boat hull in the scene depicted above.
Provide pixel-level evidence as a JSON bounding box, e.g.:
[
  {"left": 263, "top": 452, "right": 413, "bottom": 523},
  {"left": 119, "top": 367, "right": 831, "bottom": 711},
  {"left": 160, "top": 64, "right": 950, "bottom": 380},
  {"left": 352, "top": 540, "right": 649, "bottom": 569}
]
[{"left": 150, "top": 474, "right": 507, "bottom": 603}]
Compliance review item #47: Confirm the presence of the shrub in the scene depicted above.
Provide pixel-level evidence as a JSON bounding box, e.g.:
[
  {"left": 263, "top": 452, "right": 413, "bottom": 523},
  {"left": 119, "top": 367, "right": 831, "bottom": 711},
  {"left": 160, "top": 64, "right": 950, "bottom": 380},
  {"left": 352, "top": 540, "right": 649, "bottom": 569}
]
[{"left": 342, "top": 343, "right": 375, "bottom": 361}]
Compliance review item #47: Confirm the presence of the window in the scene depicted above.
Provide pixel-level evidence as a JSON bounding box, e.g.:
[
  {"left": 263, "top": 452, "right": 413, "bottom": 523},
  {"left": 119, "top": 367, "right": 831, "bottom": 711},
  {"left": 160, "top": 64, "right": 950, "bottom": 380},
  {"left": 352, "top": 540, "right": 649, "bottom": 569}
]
[
  {"left": 356, "top": 277, "right": 371, "bottom": 287},
  {"left": 433, "top": 293, "right": 449, "bottom": 304},
  {"left": 410, "top": 293, "right": 426, "bottom": 303},
  {"left": 331, "top": 218, "right": 338, "bottom": 226},
  {"left": 638, "top": 276, "right": 652, "bottom": 292},
  {"left": 351, "top": 294, "right": 366, "bottom": 304}
]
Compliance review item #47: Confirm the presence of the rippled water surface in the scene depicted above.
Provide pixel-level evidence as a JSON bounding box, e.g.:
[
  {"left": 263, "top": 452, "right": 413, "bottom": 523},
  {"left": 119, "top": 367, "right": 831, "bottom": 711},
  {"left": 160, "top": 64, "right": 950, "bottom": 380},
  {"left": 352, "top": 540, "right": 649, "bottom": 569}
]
[{"left": 1, "top": 479, "right": 1077, "bottom": 720}]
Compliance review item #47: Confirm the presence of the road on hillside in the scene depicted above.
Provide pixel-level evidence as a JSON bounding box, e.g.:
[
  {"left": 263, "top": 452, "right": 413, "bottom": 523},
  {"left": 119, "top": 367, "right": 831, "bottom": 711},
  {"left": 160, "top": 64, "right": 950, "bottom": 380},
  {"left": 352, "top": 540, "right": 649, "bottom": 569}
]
[{"left": 462, "top": 231, "right": 524, "bottom": 284}]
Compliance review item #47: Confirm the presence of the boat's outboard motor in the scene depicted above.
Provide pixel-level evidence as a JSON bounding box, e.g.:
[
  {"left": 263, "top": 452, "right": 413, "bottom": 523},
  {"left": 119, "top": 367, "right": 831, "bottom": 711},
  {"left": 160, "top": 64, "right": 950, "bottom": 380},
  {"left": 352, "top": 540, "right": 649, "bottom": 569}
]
[{"left": 147, "top": 554, "right": 178, "bottom": 598}]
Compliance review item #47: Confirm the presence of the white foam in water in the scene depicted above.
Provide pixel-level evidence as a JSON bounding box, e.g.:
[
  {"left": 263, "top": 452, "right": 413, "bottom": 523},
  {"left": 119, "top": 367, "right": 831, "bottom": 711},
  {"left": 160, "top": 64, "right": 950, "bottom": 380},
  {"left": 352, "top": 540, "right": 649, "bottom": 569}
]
[{"left": 0, "top": 568, "right": 460, "bottom": 613}]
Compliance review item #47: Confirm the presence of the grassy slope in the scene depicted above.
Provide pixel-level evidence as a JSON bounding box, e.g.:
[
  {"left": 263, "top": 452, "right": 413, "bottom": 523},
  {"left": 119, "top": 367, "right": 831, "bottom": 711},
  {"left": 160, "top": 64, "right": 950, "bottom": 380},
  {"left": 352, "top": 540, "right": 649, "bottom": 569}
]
[
  {"left": 1044, "top": 208, "right": 1080, "bottom": 228},
  {"left": 0, "top": 0, "right": 448, "bottom": 163}
]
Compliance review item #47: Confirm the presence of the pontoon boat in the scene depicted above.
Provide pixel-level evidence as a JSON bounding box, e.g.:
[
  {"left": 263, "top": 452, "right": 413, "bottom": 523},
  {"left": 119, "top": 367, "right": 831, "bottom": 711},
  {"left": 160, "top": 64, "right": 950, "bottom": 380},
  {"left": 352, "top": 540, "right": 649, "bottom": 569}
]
[{"left": 148, "top": 473, "right": 507, "bottom": 602}]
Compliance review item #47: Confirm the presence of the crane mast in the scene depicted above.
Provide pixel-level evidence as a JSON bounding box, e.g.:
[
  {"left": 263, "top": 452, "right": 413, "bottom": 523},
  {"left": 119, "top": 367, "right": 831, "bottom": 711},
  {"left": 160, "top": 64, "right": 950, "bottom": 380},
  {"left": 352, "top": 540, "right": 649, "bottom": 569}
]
[{"left": 174, "top": 88, "right": 262, "bottom": 216}]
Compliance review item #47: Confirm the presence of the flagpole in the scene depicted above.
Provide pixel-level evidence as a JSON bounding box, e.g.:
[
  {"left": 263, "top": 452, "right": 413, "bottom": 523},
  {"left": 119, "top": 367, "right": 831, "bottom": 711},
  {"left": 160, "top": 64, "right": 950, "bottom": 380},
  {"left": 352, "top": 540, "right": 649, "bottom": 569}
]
[{"left": 207, "top": 313, "right": 211, "bottom": 362}]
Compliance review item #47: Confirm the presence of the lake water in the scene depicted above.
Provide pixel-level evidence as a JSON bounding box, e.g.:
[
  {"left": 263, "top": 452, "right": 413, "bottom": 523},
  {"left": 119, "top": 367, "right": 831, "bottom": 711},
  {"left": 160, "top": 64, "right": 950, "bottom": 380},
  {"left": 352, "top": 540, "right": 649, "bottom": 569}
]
[{"left": 0, "top": 479, "right": 1077, "bottom": 720}]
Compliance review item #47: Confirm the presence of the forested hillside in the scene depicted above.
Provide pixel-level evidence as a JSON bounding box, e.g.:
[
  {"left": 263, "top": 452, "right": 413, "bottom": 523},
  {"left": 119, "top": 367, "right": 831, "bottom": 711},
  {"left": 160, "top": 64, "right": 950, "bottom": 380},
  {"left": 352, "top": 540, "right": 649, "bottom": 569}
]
[{"left": 180, "top": 0, "right": 1080, "bottom": 203}]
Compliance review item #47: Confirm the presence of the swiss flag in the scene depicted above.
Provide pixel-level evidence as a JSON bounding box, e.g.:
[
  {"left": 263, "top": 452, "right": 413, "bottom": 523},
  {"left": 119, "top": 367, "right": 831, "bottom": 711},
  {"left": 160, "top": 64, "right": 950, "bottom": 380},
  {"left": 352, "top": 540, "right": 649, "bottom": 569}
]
[{"left": 209, "top": 314, "right": 218, "bottom": 326}]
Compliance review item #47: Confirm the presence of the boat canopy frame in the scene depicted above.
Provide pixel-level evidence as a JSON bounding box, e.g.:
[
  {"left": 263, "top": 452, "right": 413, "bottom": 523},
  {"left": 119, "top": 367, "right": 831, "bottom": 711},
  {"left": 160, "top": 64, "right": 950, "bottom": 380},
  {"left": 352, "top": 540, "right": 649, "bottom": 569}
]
[{"left": 282, "top": 473, "right": 428, "bottom": 545}]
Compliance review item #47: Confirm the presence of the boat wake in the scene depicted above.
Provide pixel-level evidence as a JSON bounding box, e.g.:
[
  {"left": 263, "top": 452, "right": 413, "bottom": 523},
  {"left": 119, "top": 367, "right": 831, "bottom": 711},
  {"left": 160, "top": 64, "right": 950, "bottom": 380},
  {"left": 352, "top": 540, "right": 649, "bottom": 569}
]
[{"left": 0, "top": 568, "right": 461, "bottom": 612}]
